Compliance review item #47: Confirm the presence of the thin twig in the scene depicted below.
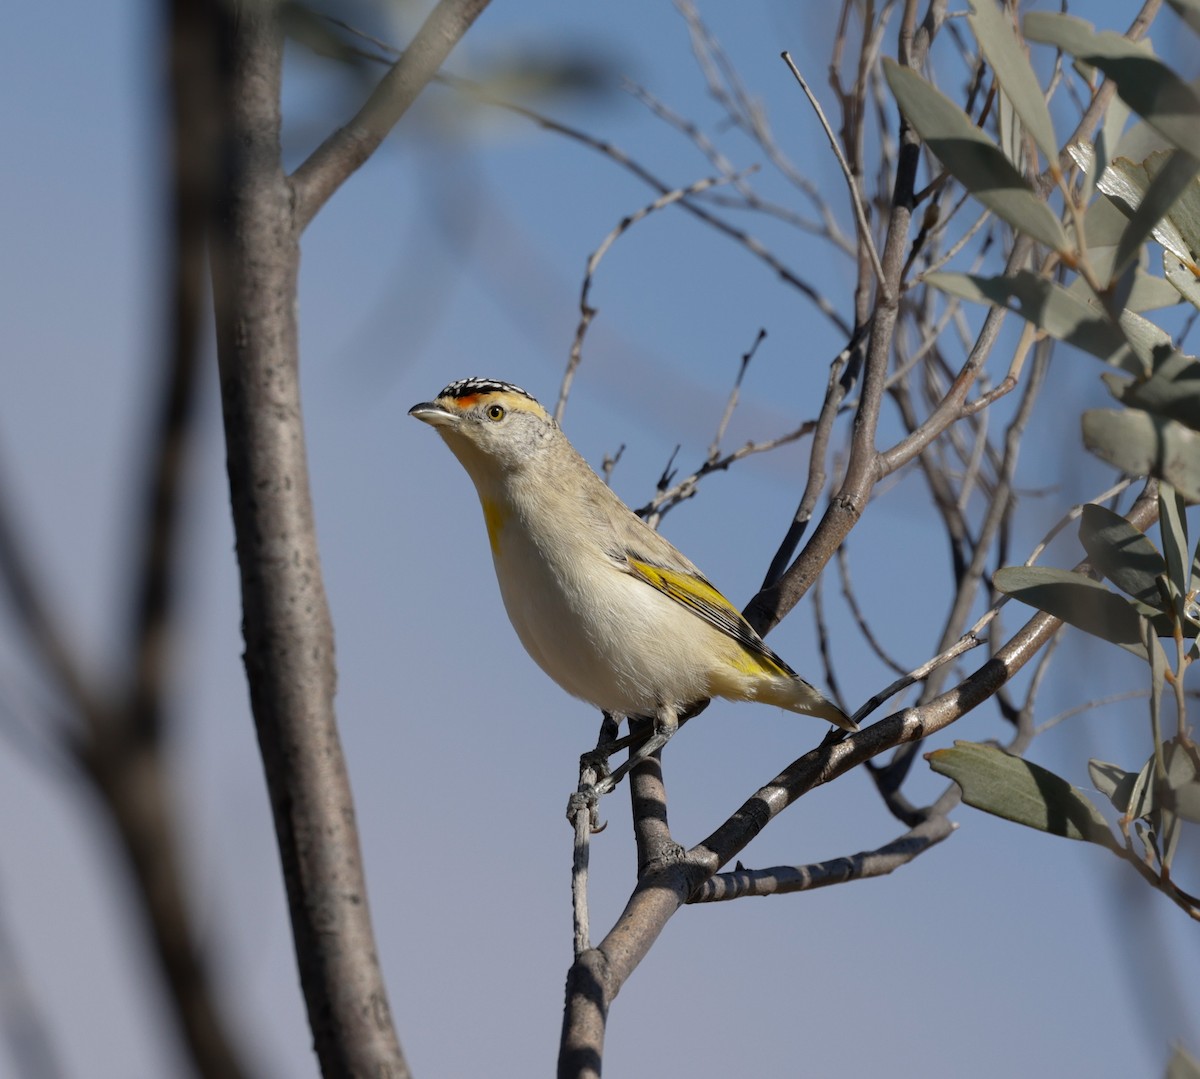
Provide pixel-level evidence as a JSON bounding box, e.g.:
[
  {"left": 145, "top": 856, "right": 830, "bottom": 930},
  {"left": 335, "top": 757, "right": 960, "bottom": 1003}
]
[
  {"left": 708, "top": 330, "right": 764, "bottom": 457},
  {"left": 1036, "top": 690, "right": 1152, "bottom": 735},
  {"left": 556, "top": 170, "right": 747, "bottom": 422},
  {"left": 761, "top": 324, "right": 870, "bottom": 589},
  {"left": 292, "top": 0, "right": 492, "bottom": 228},
  {"left": 838, "top": 544, "right": 908, "bottom": 675},
  {"left": 639, "top": 420, "right": 818, "bottom": 528},
  {"left": 781, "top": 52, "right": 887, "bottom": 288},
  {"left": 852, "top": 626, "right": 988, "bottom": 725}
]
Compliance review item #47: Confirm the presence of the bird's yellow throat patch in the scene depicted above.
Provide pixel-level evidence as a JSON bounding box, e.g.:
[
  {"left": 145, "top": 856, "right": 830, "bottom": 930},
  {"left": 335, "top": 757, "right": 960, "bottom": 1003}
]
[{"left": 481, "top": 497, "right": 509, "bottom": 555}]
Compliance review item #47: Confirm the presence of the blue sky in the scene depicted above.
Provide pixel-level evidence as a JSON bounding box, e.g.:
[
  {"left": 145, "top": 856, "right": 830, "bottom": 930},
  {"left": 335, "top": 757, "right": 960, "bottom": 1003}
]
[{"left": 2, "top": 2, "right": 1199, "bottom": 1077}]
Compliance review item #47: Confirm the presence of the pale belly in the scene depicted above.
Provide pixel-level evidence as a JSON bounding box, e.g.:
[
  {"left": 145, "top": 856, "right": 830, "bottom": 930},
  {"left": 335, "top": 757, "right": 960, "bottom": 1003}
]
[{"left": 491, "top": 531, "right": 721, "bottom": 717}]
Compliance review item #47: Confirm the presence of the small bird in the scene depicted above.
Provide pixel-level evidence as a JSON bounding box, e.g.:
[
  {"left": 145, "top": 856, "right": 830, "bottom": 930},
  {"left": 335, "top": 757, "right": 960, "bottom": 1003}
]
[{"left": 409, "top": 377, "right": 856, "bottom": 794}]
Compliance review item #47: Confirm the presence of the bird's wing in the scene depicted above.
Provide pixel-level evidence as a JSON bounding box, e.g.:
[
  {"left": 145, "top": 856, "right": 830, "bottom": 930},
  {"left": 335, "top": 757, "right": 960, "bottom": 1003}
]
[
  {"left": 619, "top": 553, "right": 794, "bottom": 679},
  {"left": 579, "top": 471, "right": 794, "bottom": 678}
]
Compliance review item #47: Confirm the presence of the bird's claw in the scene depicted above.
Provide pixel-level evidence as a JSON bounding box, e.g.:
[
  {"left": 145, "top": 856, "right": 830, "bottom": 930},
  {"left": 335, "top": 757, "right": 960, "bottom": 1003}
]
[{"left": 566, "top": 788, "right": 606, "bottom": 833}]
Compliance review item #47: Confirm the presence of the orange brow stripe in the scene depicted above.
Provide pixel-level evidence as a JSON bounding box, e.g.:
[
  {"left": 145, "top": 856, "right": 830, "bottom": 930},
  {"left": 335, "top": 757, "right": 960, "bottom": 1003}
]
[{"left": 452, "top": 394, "right": 479, "bottom": 408}]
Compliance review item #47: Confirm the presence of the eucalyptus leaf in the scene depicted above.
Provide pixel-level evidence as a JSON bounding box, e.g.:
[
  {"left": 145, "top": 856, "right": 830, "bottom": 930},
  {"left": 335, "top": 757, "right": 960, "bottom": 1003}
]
[
  {"left": 1080, "top": 191, "right": 1137, "bottom": 248},
  {"left": 1128, "top": 755, "right": 1157, "bottom": 823},
  {"left": 928, "top": 270, "right": 1144, "bottom": 373},
  {"left": 883, "top": 60, "right": 1068, "bottom": 252},
  {"left": 1157, "top": 155, "right": 1200, "bottom": 261},
  {"left": 1090, "top": 93, "right": 1133, "bottom": 205},
  {"left": 1113, "top": 307, "right": 1180, "bottom": 371},
  {"left": 1165, "top": 739, "right": 1200, "bottom": 823},
  {"left": 1088, "top": 758, "right": 1139, "bottom": 813},
  {"left": 1078, "top": 503, "right": 1167, "bottom": 609},
  {"left": 1067, "top": 264, "right": 1182, "bottom": 313},
  {"left": 929, "top": 741, "right": 1116, "bottom": 847},
  {"left": 1133, "top": 817, "right": 1158, "bottom": 857},
  {"left": 1068, "top": 143, "right": 1200, "bottom": 295},
  {"left": 1112, "top": 151, "right": 1200, "bottom": 277},
  {"left": 1099, "top": 150, "right": 1200, "bottom": 265},
  {"left": 1161, "top": 803, "right": 1183, "bottom": 871},
  {"left": 1105, "top": 349, "right": 1200, "bottom": 431},
  {"left": 1082, "top": 408, "right": 1200, "bottom": 501},
  {"left": 994, "top": 565, "right": 1151, "bottom": 658},
  {"left": 997, "top": 88, "right": 1023, "bottom": 171},
  {"left": 968, "top": 0, "right": 1059, "bottom": 164},
  {"left": 1160, "top": 485, "right": 1189, "bottom": 607},
  {"left": 1146, "top": 618, "right": 1167, "bottom": 749},
  {"left": 1025, "top": 13, "right": 1200, "bottom": 159}
]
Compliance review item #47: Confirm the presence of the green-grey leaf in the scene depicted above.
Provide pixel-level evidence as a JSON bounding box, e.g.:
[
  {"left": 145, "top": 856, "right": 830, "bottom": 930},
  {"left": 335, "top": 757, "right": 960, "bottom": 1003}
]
[
  {"left": 1161, "top": 485, "right": 1190, "bottom": 607},
  {"left": 1128, "top": 754, "right": 1157, "bottom": 822},
  {"left": 996, "top": 87, "right": 1022, "bottom": 171},
  {"left": 1104, "top": 350, "right": 1200, "bottom": 431},
  {"left": 1143, "top": 152, "right": 1200, "bottom": 264},
  {"left": 883, "top": 60, "right": 1068, "bottom": 252},
  {"left": 1063, "top": 255, "right": 1181, "bottom": 317},
  {"left": 1088, "top": 758, "right": 1139, "bottom": 812},
  {"left": 1071, "top": 144, "right": 1200, "bottom": 280},
  {"left": 1078, "top": 503, "right": 1167, "bottom": 609},
  {"left": 993, "top": 565, "right": 1151, "bottom": 658},
  {"left": 1082, "top": 408, "right": 1200, "bottom": 501},
  {"left": 1090, "top": 93, "right": 1133, "bottom": 205},
  {"left": 1080, "top": 191, "right": 1136, "bottom": 248},
  {"left": 929, "top": 741, "right": 1116, "bottom": 846},
  {"left": 1111, "top": 151, "right": 1200, "bottom": 278},
  {"left": 927, "top": 270, "right": 1144, "bottom": 373},
  {"left": 1024, "top": 13, "right": 1200, "bottom": 159},
  {"left": 1116, "top": 307, "right": 1180, "bottom": 371},
  {"left": 1146, "top": 617, "right": 1168, "bottom": 738},
  {"left": 968, "top": 0, "right": 1059, "bottom": 164},
  {"left": 1125, "top": 272, "right": 1185, "bottom": 313},
  {"left": 1165, "top": 738, "right": 1200, "bottom": 823}
]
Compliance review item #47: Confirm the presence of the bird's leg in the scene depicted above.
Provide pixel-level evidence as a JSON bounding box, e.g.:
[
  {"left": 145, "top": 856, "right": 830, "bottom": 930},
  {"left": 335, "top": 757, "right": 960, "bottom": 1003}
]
[
  {"left": 577, "top": 712, "right": 620, "bottom": 785},
  {"left": 592, "top": 704, "right": 679, "bottom": 797},
  {"left": 577, "top": 712, "right": 655, "bottom": 780}
]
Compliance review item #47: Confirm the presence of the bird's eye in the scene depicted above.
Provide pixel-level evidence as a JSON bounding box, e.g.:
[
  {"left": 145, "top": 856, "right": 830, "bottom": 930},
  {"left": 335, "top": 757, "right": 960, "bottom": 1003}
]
[{"left": 487, "top": 404, "right": 506, "bottom": 421}]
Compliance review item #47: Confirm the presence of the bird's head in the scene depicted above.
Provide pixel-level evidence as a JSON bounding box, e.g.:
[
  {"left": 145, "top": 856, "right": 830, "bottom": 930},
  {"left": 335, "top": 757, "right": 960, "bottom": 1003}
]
[{"left": 409, "top": 377, "right": 559, "bottom": 484}]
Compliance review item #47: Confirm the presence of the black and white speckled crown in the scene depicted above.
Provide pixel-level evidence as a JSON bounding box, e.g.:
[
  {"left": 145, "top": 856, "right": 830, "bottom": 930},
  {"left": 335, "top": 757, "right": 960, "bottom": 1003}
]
[{"left": 438, "top": 377, "right": 535, "bottom": 401}]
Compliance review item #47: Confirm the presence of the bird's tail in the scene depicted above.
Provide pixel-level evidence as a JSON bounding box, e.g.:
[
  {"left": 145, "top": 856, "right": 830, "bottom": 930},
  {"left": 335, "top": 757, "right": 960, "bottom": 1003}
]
[{"left": 765, "top": 675, "right": 858, "bottom": 732}]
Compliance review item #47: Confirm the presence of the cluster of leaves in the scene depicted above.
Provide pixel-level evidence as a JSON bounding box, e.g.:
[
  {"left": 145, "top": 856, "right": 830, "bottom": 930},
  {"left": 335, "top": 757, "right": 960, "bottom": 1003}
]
[
  {"left": 886, "top": 1, "right": 1200, "bottom": 919},
  {"left": 934, "top": 490, "right": 1200, "bottom": 913}
]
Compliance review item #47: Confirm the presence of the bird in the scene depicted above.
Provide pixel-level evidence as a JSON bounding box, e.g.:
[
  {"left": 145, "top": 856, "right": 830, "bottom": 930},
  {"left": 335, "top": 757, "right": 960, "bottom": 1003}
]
[{"left": 409, "top": 377, "right": 856, "bottom": 796}]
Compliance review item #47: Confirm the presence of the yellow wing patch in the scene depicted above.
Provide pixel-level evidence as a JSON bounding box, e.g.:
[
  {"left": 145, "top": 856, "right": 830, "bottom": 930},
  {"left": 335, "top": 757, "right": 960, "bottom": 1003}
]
[{"left": 623, "top": 556, "right": 793, "bottom": 678}]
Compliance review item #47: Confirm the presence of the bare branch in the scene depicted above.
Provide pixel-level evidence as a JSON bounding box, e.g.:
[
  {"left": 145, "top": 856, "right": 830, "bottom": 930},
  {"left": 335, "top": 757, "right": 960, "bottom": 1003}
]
[
  {"left": 292, "top": 0, "right": 492, "bottom": 229},
  {"left": 210, "top": 6, "right": 406, "bottom": 1074},
  {"left": 693, "top": 814, "right": 955, "bottom": 901},
  {"left": 762, "top": 324, "right": 868, "bottom": 589}
]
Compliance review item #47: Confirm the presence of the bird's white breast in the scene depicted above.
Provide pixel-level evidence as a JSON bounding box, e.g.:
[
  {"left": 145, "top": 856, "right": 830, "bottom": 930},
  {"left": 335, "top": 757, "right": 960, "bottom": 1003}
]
[{"left": 486, "top": 491, "right": 718, "bottom": 717}]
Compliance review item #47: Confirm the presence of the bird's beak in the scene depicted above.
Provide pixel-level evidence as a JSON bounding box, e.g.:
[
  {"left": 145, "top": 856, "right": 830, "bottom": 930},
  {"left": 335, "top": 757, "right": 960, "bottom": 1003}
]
[{"left": 408, "top": 401, "right": 458, "bottom": 429}]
